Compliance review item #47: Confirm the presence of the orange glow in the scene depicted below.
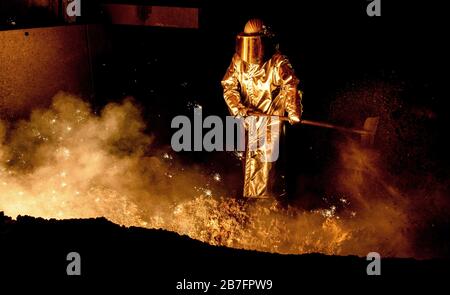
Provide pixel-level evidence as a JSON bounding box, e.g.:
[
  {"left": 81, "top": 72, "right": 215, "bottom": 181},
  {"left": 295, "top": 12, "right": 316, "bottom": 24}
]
[{"left": 0, "top": 92, "right": 442, "bottom": 258}]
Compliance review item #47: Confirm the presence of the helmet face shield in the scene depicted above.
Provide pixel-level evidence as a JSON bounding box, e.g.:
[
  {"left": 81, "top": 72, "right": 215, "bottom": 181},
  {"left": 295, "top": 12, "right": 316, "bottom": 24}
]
[{"left": 236, "top": 33, "right": 264, "bottom": 64}]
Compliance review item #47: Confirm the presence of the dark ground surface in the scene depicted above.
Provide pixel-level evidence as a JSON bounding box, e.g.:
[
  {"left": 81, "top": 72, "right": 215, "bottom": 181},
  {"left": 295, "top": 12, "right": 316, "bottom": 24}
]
[{"left": 0, "top": 212, "right": 448, "bottom": 292}]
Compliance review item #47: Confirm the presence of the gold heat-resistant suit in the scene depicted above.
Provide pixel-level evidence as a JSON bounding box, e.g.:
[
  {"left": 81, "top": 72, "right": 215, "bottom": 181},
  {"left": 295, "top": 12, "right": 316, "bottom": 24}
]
[{"left": 222, "top": 52, "right": 303, "bottom": 198}]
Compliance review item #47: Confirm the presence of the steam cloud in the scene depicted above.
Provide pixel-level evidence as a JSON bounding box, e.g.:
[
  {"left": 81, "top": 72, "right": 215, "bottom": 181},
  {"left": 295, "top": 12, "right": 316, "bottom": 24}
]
[{"left": 0, "top": 91, "right": 447, "bottom": 258}]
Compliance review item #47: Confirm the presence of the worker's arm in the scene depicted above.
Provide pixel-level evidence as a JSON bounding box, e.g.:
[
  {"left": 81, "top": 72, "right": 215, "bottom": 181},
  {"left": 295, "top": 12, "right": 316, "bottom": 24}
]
[
  {"left": 221, "top": 54, "right": 248, "bottom": 117},
  {"left": 274, "top": 55, "right": 303, "bottom": 124}
]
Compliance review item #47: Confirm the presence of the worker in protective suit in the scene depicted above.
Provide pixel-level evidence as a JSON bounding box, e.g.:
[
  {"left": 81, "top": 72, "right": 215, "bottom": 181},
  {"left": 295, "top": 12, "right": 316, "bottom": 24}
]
[{"left": 221, "top": 19, "right": 303, "bottom": 199}]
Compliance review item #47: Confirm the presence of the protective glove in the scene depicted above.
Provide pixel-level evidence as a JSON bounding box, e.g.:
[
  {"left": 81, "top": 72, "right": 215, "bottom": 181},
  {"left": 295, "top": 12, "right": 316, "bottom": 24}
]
[{"left": 288, "top": 115, "right": 301, "bottom": 125}]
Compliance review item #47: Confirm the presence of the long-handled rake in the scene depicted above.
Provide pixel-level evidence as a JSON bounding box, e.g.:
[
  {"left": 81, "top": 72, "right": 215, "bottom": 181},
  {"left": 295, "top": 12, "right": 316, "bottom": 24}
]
[{"left": 248, "top": 112, "right": 379, "bottom": 146}]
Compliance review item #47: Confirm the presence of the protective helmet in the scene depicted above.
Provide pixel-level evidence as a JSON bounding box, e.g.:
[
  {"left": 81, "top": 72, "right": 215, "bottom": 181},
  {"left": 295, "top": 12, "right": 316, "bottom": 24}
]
[{"left": 236, "top": 19, "right": 275, "bottom": 64}]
